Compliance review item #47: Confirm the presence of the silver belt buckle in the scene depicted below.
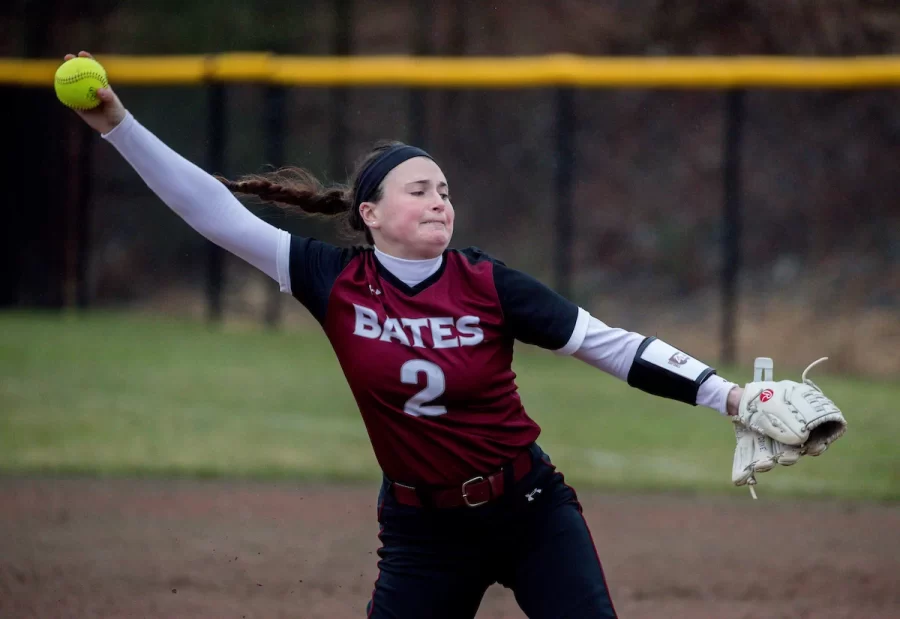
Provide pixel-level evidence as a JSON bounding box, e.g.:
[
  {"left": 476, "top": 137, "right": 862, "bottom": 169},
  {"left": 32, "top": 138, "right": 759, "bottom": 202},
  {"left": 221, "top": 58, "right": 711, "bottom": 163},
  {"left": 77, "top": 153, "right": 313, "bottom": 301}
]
[{"left": 461, "top": 476, "right": 488, "bottom": 507}]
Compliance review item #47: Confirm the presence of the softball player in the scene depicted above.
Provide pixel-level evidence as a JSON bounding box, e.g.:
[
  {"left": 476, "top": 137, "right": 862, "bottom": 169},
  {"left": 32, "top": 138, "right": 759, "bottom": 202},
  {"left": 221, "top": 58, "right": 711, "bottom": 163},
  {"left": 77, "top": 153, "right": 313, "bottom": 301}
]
[{"left": 65, "top": 51, "right": 847, "bottom": 618}]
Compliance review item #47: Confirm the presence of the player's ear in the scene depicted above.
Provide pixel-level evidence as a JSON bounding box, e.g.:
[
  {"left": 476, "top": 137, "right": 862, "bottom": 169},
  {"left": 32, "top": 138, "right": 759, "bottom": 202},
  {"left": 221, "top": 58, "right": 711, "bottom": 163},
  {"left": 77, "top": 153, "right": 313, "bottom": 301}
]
[{"left": 359, "top": 201, "right": 381, "bottom": 230}]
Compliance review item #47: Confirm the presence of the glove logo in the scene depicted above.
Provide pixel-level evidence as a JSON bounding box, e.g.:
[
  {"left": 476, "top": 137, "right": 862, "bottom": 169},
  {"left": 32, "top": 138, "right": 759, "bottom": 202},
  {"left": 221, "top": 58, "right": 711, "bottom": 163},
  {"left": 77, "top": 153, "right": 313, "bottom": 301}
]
[{"left": 760, "top": 388, "right": 774, "bottom": 402}]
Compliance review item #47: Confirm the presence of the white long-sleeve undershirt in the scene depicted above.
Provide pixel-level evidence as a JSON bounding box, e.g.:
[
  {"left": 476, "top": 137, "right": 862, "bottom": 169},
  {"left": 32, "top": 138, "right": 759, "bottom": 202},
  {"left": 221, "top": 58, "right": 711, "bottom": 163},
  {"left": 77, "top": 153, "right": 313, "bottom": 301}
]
[
  {"left": 103, "top": 112, "right": 736, "bottom": 414},
  {"left": 103, "top": 112, "right": 293, "bottom": 292}
]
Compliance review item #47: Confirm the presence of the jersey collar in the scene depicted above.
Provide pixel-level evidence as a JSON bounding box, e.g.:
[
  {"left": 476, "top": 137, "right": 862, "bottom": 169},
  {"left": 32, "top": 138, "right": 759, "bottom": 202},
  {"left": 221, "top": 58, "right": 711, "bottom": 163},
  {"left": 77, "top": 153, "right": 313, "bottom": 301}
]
[{"left": 373, "top": 246, "right": 448, "bottom": 297}]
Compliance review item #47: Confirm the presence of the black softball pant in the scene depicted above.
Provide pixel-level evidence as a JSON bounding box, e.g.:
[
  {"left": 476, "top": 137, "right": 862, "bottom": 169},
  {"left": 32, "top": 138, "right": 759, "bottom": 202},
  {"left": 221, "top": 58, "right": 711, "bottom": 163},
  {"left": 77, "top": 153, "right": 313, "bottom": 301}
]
[{"left": 365, "top": 444, "right": 618, "bottom": 618}]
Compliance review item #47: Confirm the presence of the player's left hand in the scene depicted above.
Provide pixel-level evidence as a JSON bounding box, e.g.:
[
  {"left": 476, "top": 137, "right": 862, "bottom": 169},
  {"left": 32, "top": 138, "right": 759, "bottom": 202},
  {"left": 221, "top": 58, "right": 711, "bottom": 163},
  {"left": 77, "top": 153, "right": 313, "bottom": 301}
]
[{"left": 735, "top": 357, "right": 848, "bottom": 456}]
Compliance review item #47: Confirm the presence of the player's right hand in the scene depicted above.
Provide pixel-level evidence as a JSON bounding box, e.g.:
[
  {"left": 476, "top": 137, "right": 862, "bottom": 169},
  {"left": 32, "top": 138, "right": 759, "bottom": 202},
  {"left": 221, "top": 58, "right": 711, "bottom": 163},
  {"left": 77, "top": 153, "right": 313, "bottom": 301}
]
[{"left": 63, "top": 51, "right": 127, "bottom": 135}]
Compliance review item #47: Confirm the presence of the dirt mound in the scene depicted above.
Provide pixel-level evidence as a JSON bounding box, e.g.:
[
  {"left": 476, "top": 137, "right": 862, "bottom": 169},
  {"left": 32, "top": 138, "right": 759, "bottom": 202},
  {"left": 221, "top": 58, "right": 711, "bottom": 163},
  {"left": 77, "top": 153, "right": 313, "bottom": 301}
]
[{"left": 1, "top": 479, "right": 897, "bottom": 618}]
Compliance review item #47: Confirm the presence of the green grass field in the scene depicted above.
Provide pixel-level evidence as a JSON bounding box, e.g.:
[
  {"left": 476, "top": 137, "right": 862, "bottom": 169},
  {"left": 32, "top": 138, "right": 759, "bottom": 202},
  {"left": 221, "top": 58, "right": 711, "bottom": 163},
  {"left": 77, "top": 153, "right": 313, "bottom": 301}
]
[{"left": 1, "top": 311, "right": 896, "bottom": 500}]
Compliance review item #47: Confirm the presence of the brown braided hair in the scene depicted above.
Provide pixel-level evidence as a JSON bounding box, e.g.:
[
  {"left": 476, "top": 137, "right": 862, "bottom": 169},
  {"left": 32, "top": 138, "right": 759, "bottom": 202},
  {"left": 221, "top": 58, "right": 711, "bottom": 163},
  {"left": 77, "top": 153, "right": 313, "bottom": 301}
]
[{"left": 217, "top": 140, "right": 406, "bottom": 245}]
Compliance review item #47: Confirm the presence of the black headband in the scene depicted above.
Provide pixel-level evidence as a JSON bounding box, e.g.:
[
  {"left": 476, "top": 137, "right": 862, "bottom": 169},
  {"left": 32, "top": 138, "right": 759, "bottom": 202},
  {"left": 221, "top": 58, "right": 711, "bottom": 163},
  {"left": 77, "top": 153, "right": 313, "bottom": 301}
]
[{"left": 353, "top": 145, "right": 434, "bottom": 208}]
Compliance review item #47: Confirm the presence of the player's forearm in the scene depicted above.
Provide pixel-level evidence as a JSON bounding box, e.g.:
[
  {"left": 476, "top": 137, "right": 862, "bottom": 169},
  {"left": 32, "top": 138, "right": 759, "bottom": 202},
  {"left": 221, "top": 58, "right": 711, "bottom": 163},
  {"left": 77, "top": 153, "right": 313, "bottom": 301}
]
[
  {"left": 572, "top": 316, "right": 738, "bottom": 414},
  {"left": 102, "top": 112, "right": 238, "bottom": 224},
  {"left": 102, "top": 112, "right": 287, "bottom": 285}
]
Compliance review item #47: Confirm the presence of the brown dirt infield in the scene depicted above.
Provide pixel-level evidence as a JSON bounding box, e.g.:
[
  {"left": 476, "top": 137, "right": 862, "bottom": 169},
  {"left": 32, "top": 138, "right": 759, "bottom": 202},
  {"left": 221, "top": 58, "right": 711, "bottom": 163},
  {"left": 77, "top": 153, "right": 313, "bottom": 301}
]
[{"left": 1, "top": 479, "right": 897, "bottom": 619}]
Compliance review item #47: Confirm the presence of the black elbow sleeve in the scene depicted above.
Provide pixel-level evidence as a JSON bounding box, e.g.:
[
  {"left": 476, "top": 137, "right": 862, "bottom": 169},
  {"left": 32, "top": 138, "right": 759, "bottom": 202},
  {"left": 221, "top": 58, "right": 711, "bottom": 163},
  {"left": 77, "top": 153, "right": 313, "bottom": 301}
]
[{"left": 626, "top": 336, "right": 717, "bottom": 405}]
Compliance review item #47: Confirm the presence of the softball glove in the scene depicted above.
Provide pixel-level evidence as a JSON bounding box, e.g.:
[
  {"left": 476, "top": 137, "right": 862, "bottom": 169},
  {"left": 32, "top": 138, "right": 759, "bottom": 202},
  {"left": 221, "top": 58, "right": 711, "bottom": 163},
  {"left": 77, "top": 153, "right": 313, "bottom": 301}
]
[
  {"left": 732, "top": 421, "right": 803, "bottom": 488},
  {"left": 736, "top": 357, "right": 847, "bottom": 455}
]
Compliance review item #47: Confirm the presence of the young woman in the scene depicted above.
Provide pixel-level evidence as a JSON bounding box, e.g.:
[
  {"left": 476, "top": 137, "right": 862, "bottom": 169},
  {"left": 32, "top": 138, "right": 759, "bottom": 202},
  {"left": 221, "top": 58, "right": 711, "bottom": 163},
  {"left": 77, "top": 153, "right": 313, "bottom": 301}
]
[{"left": 65, "top": 51, "right": 834, "bottom": 619}]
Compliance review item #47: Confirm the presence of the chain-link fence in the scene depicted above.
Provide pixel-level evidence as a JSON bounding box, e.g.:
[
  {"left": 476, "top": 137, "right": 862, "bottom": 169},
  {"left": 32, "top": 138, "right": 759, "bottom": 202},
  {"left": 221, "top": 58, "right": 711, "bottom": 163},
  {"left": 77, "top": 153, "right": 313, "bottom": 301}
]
[
  {"left": 3, "top": 1, "right": 898, "bottom": 378},
  {"left": 50, "top": 83, "right": 891, "bottom": 378}
]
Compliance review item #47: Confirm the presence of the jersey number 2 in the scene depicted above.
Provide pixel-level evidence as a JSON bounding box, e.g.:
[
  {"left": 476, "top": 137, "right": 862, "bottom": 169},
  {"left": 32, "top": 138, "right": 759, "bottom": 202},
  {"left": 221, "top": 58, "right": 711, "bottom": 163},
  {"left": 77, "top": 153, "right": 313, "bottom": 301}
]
[{"left": 400, "top": 360, "right": 447, "bottom": 417}]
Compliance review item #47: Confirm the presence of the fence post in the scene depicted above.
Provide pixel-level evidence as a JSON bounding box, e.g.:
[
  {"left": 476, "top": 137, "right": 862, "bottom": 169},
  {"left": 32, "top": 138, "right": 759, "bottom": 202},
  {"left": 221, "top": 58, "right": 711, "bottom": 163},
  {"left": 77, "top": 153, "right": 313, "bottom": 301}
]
[
  {"left": 64, "top": 121, "right": 94, "bottom": 309},
  {"left": 409, "top": 0, "right": 433, "bottom": 148},
  {"left": 721, "top": 89, "right": 745, "bottom": 365},
  {"left": 554, "top": 88, "right": 576, "bottom": 300},
  {"left": 0, "top": 84, "right": 21, "bottom": 306},
  {"left": 263, "top": 85, "right": 287, "bottom": 328},
  {"left": 330, "top": 0, "right": 352, "bottom": 182},
  {"left": 206, "top": 83, "right": 226, "bottom": 324}
]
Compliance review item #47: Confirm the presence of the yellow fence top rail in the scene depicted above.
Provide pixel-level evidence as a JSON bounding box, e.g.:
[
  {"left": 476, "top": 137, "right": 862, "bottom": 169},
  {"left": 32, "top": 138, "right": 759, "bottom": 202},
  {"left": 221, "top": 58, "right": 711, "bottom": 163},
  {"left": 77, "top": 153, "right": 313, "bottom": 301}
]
[{"left": 3, "top": 54, "right": 900, "bottom": 88}]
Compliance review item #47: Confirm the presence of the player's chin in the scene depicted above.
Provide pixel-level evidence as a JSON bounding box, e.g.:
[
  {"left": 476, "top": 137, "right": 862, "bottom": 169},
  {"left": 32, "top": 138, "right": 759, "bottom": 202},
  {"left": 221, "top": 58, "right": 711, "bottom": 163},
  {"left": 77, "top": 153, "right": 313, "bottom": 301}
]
[
  {"left": 417, "top": 228, "right": 452, "bottom": 253},
  {"left": 419, "top": 225, "right": 451, "bottom": 243}
]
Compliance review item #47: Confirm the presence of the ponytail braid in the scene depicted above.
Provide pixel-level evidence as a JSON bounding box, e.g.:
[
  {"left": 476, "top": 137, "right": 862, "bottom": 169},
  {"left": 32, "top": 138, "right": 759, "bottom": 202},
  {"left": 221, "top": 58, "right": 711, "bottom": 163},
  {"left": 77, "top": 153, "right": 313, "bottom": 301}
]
[{"left": 217, "top": 140, "right": 406, "bottom": 245}]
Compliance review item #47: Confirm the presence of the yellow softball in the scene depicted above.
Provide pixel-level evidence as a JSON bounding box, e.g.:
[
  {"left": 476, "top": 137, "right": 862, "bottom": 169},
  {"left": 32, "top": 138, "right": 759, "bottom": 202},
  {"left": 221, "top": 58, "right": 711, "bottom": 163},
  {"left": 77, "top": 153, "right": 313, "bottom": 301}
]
[{"left": 54, "top": 57, "right": 109, "bottom": 110}]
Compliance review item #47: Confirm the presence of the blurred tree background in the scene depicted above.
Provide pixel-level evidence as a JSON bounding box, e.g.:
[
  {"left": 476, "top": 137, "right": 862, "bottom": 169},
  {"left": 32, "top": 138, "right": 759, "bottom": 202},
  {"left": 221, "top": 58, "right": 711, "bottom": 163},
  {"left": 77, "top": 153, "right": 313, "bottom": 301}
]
[{"left": 1, "top": 0, "right": 898, "bottom": 377}]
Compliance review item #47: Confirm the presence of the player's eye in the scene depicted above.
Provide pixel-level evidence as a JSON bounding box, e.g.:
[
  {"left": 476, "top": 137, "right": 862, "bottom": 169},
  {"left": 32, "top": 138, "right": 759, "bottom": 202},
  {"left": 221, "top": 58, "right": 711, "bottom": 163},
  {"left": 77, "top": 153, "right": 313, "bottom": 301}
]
[
  {"left": 440, "top": 193, "right": 450, "bottom": 200},
  {"left": 411, "top": 190, "right": 425, "bottom": 196}
]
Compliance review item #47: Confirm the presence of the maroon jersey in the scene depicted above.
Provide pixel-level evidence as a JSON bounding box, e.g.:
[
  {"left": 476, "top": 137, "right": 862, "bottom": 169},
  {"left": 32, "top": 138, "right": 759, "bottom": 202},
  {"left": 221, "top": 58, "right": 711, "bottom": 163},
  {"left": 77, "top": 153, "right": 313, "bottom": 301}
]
[{"left": 290, "top": 237, "right": 582, "bottom": 487}]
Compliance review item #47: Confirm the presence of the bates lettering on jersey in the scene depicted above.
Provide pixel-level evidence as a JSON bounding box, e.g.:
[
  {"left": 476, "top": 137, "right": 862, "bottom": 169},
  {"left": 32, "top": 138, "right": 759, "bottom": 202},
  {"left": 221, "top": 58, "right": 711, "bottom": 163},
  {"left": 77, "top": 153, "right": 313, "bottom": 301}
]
[{"left": 352, "top": 304, "right": 485, "bottom": 349}]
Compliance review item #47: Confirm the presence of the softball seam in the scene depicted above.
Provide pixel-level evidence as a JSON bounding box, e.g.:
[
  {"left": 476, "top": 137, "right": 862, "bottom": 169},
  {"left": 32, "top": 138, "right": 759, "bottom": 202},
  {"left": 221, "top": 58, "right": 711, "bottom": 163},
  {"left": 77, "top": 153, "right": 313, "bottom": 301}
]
[{"left": 55, "top": 71, "right": 109, "bottom": 87}]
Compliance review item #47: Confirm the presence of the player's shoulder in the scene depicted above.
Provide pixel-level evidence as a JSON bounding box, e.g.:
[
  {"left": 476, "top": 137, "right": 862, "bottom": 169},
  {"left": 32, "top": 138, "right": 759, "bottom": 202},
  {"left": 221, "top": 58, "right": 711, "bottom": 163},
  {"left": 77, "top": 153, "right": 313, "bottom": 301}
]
[
  {"left": 346, "top": 243, "right": 374, "bottom": 261},
  {"left": 451, "top": 246, "right": 507, "bottom": 268},
  {"left": 291, "top": 235, "right": 369, "bottom": 267}
]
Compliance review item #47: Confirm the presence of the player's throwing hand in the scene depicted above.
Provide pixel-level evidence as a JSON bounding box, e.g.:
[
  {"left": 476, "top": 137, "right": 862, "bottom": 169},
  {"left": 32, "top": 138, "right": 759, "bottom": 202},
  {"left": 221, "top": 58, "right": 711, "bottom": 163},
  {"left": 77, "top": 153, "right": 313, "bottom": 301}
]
[{"left": 61, "top": 51, "right": 127, "bottom": 134}]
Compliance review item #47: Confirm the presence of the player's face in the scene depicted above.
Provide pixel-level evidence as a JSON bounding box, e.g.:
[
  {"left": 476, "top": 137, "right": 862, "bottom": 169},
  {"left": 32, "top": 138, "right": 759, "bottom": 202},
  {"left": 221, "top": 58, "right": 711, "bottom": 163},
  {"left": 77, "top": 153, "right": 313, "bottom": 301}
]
[{"left": 361, "top": 157, "right": 454, "bottom": 260}]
